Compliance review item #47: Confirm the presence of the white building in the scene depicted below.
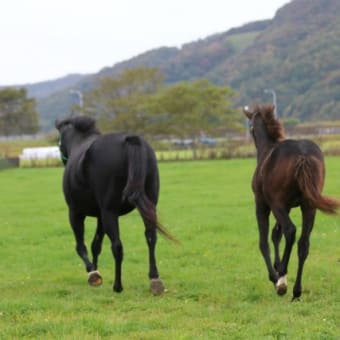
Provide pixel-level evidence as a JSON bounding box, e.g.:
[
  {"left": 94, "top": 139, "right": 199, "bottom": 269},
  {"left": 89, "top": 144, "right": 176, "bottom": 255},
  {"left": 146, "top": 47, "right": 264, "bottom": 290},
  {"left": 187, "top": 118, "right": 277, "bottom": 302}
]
[{"left": 19, "top": 146, "right": 61, "bottom": 161}]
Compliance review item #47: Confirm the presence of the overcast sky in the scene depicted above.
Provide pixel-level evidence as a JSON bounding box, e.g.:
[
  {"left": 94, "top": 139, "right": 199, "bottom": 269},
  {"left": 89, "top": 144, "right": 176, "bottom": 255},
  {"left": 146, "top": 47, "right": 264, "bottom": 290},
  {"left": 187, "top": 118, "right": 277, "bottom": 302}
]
[{"left": 0, "top": 0, "right": 290, "bottom": 85}]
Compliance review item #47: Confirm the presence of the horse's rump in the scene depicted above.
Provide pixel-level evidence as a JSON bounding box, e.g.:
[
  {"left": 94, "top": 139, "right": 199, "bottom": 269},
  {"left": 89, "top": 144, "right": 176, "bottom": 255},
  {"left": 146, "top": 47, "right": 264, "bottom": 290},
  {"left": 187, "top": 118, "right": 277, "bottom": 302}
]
[
  {"left": 294, "top": 155, "right": 340, "bottom": 214},
  {"left": 122, "top": 136, "right": 177, "bottom": 242}
]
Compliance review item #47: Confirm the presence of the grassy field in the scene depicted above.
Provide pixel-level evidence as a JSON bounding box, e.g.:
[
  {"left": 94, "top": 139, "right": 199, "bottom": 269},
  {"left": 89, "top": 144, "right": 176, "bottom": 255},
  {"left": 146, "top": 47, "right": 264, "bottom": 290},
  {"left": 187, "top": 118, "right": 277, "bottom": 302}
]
[{"left": 1, "top": 158, "right": 340, "bottom": 339}]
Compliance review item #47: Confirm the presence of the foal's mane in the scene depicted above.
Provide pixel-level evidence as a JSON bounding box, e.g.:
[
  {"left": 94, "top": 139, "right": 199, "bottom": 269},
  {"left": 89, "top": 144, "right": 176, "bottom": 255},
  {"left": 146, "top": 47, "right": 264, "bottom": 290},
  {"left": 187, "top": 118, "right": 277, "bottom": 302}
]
[{"left": 254, "top": 104, "right": 285, "bottom": 142}]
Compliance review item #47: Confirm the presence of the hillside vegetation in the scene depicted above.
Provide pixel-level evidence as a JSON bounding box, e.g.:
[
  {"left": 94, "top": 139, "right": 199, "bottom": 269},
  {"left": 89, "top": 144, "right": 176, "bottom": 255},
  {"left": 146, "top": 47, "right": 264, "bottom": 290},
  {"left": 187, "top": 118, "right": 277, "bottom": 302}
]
[{"left": 18, "top": 0, "right": 340, "bottom": 130}]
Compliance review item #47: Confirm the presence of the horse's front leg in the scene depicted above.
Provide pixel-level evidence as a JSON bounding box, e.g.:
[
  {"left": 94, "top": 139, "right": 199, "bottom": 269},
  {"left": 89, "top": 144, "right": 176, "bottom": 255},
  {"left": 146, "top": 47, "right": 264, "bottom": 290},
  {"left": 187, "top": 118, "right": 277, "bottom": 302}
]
[
  {"left": 68, "top": 210, "right": 97, "bottom": 280},
  {"left": 88, "top": 217, "right": 104, "bottom": 287},
  {"left": 144, "top": 226, "right": 164, "bottom": 295},
  {"left": 256, "top": 202, "right": 279, "bottom": 286},
  {"left": 101, "top": 209, "right": 123, "bottom": 293}
]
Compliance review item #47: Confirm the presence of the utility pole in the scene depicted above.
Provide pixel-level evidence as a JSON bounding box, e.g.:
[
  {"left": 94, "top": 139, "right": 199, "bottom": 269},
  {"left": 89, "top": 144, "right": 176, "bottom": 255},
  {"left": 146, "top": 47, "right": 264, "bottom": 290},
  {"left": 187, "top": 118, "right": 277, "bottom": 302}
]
[
  {"left": 69, "top": 90, "right": 83, "bottom": 115},
  {"left": 264, "top": 89, "right": 277, "bottom": 117}
]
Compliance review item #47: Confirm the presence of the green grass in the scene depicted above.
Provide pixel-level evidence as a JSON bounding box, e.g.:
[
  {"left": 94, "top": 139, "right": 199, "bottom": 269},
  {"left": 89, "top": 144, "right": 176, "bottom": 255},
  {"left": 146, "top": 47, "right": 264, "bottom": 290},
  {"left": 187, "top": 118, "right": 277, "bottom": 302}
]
[{"left": 1, "top": 158, "right": 340, "bottom": 338}]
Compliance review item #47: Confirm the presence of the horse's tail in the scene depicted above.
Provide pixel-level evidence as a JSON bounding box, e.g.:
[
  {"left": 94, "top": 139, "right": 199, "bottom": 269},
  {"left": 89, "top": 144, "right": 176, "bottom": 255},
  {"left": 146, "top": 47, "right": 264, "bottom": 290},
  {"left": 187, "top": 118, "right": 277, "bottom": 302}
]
[
  {"left": 123, "top": 136, "right": 178, "bottom": 242},
  {"left": 295, "top": 155, "right": 340, "bottom": 215}
]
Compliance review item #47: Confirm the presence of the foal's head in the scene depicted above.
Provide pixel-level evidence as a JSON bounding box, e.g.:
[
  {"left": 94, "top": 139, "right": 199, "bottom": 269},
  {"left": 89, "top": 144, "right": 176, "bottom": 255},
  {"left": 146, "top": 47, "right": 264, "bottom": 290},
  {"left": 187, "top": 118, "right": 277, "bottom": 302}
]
[
  {"left": 55, "top": 116, "right": 99, "bottom": 164},
  {"left": 243, "top": 104, "right": 285, "bottom": 144}
]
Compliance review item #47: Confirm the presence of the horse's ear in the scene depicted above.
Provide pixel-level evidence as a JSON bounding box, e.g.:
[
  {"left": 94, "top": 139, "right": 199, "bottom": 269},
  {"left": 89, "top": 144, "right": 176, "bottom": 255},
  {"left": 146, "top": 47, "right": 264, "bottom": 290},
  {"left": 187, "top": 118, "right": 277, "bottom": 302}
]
[
  {"left": 55, "top": 118, "right": 71, "bottom": 131},
  {"left": 72, "top": 116, "right": 96, "bottom": 133},
  {"left": 243, "top": 106, "right": 253, "bottom": 119}
]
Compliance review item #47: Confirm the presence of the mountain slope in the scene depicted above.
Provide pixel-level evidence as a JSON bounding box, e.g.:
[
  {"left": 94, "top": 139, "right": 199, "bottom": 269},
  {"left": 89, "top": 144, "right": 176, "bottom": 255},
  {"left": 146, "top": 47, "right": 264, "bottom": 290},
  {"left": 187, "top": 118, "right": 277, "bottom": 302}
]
[
  {"left": 24, "top": 0, "right": 340, "bottom": 130},
  {"left": 36, "top": 21, "right": 269, "bottom": 130},
  {"left": 223, "top": 0, "right": 340, "bottom": 120}
]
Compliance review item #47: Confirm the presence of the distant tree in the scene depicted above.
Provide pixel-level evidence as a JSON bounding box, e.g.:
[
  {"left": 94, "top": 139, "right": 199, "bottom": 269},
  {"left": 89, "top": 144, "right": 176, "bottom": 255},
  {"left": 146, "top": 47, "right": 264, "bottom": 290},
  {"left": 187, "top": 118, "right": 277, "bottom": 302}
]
[
  {"left": 144, "top": 79, "right": 239, "bottom": 158},
  {"left": 84, "top": 67, "right": 164, "bottom": 133},
  {"left": 146, "top": 79, "right": 238, "bottom": 134},
  {"left": 0, "top": 88, "right": 39, "bottom": 136},
  {"left": 84, "top": 68, "right": 241, "bottom": 158}
]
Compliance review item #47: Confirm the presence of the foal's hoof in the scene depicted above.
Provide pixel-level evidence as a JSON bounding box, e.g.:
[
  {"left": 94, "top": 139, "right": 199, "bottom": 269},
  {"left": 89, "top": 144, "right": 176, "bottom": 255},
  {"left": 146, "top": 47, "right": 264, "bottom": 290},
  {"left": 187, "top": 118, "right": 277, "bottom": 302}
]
[
  {"left": 88, "top": 270, "right": 103, "bottom": 287},
  {"left": 150, "top": 278, "right": 164, "bottom": 295},
  {"left": 276, "top": 275, "right": 287, "bottom": 296}
]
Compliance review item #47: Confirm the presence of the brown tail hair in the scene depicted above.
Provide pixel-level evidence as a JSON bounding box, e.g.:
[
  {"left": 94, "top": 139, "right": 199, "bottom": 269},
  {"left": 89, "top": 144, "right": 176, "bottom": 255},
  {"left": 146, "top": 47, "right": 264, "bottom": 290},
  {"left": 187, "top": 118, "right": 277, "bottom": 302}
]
[{"left": 295, "top": 156, "right": 340, "bottom": 215}]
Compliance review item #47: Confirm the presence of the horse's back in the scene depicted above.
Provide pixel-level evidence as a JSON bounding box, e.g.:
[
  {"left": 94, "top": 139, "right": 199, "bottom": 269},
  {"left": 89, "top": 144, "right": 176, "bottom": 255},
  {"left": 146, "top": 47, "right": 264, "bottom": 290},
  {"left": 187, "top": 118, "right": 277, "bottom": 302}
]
[
  {"left": 63, "top": 132, "right": 158, "bottom": 217},
  {"left": 87, "top": 133, "right": 158, "bottom": 181},
  {"left": 276, "top": 139, "right": 322, "bottom": 158}
]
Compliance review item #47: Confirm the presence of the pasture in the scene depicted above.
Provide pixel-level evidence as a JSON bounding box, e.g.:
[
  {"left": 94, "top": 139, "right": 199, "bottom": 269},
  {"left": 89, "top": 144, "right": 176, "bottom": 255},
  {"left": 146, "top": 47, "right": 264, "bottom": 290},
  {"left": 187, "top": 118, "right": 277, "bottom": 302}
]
[{"left": 1, "top": 158, "right": 340, "bottom": 339}]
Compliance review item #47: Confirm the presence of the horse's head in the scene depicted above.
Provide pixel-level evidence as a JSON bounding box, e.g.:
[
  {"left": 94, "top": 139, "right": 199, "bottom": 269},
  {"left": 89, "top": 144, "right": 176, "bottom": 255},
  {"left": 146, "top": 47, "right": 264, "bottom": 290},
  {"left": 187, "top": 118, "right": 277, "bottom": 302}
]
[
  {"left": 55, "top": 116, "right": 99, "bottom": 165},
  {"left": 243, "top": 104, "right": 284, "bottom": 143}
]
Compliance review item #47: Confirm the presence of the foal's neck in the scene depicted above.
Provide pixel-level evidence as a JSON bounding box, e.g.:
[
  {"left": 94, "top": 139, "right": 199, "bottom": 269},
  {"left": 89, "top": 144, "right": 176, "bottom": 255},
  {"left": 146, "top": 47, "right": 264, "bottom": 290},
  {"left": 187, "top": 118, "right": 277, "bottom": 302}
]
[{"left": 254, "top": 128, "right": 277, "bottom": 164}]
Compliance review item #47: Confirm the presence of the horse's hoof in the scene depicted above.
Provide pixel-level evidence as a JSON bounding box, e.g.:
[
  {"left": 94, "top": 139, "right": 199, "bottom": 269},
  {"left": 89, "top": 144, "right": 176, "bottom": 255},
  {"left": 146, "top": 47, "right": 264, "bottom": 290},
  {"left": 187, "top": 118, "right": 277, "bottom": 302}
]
[
  {"left": 276, "top": 275, "right": 287, "bottom": 296},
  {"left": 88, "top": 270, "right": 103, "bottom": 287},
  {"left": 113, "top": 285, "right": 123, "bottom": 293},
  {"left": 150, "top": 278, "right": 164, "bottom": 295}
]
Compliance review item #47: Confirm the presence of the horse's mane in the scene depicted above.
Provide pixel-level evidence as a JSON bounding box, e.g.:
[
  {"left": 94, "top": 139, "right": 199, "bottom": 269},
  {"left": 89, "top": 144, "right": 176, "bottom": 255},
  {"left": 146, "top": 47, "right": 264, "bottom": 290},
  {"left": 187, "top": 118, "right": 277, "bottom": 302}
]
[{"left": 254, "top": 104, "right": 285, "bottom": 142}]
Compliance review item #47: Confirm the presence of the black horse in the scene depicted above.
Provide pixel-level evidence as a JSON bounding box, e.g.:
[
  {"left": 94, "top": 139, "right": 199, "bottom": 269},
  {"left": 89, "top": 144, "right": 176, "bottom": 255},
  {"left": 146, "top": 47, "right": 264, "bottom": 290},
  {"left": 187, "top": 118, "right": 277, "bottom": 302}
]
[
  {"left": 244, "top": 104, "right": 340, "bottom": 300},
  {"left": 55, "top": 116, "right": 175, "bottom": 294}
]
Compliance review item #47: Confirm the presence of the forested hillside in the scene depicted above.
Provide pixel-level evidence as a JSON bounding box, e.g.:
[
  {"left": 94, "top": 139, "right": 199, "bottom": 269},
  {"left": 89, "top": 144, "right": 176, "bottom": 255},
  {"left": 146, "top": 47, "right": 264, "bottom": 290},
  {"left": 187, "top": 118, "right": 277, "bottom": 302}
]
[
  {"left": 20, "top": 0, "right": 340, "bottom": 130},
  {"left": 223, "top": 0, "right": 340, "bottom": 121}
]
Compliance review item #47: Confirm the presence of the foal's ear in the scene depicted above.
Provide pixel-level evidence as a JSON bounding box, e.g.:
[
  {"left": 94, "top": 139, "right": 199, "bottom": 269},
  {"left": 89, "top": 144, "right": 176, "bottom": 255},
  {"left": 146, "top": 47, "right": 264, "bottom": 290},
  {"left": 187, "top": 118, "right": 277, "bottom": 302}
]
[
  {"left": 243, "top": 106, "right": 253, "bottom": 119},
  {"left": 72, "top": 116, "right": 96, "bottom": 133}
]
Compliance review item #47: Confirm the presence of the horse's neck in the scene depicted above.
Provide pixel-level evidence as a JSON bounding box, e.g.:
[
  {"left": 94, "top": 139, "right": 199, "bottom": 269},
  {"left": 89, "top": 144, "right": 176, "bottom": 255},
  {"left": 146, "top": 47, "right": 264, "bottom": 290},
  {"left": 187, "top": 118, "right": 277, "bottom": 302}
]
[
  {"left": 254, "top": 130, "right": 275, "bottom": 164},
  {"left": 69, "top": 134, "right": 98, "bottom": 155}
]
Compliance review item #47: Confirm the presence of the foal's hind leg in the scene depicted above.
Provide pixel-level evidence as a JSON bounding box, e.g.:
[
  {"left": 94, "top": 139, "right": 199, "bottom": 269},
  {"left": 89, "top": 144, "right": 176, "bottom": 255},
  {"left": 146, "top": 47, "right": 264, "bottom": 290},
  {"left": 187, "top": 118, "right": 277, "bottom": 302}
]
[
  {"left": 271, "top": 207, "right": 297, "bottom": 296},
  {"left": 69, "top": 210, "right": 97, "bottom": 279},
  {"left": 88, "top": 218, "right": 104, "bottom": 287},
  {"left": 271, "top": 223, "right": 282, "bottom": 271},
  {"left": 292, "top": 204, "right": 316, "bottom": 301}
]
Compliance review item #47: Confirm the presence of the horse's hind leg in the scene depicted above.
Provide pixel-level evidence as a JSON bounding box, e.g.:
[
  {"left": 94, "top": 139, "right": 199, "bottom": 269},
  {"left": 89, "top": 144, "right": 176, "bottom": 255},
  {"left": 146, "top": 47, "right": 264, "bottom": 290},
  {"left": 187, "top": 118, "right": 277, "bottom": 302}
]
[
  {"left": 88, "top": 218, "right": 104, "bottom": 287},
  {"left": 91, "top": 218, "right": 104, "bottom": 269},
  {"left": 271, "top": 223, "right": 282, "bottom": 271},
  {"left": 271, "top": 207, "right": 297, "bottom": 296},
  {"left": 144, "top": 225, "right": 164, "bottom": 295},
  {"left": 144, "top": 178, "right": 165, "bottom": 295},
  {"left": 292, "top": 204, "right": 315, "bottom": 301},
  {"left": 101, "top": 210, "right": 123, "bottom": 293},
  {"left": 68, "top": 210, "right": 97, "bottom": 280}
]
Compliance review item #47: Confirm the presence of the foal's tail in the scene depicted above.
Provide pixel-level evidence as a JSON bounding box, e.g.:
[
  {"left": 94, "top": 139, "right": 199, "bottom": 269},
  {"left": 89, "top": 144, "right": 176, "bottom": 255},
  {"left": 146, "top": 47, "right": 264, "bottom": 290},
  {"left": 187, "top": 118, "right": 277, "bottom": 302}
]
[
  {"left": 295, "top": 156, "right": 340, "bottom": 215},
  {"left": 123, "top": 136, "right": 178, "bottom": 242}
]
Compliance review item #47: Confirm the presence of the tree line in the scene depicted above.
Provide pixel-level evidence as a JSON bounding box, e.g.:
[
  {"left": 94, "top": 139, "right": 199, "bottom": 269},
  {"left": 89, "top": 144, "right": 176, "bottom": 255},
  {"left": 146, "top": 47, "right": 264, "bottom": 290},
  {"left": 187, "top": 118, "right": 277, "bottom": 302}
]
[
  {"left": 1, "top": 67, "right": 241, "bottom": 139},
  {"left": 0, "top": 88, "right": 39, "bottom": 136},
  {"left": 80, "top": 67, "right": 241, "bottom": 139}
]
